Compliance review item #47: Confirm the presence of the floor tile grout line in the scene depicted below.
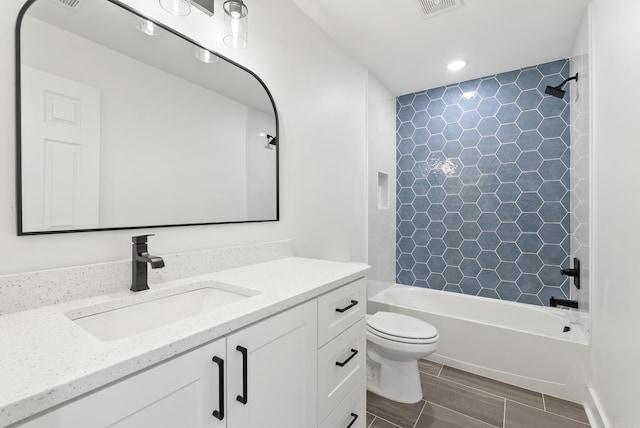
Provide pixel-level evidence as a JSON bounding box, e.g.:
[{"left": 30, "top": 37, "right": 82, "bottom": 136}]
[
  {"left": 542, "top": 394, "right": 547, "bottom": 411},
  {"left": 438, "top": 366, "right": 544, "bottom": 401},
  {"left": 505, "top": 399, "right": 591, "bottom": 426},
  {"left": 503, "top": 398, "right": 507, "bottom": 428},
  {"left": 367, "top": 416, "right": 375, "bottom": 428},
  {"left": 372, "top": 414, "right": 403, "bottom": 428},
  {"left": 426, "top": 400, "right": 500, "bottom": 428},
  {"left": 423, "top": 371, "right": 521, "bottom": 403},
  {"left": 412, "top": 400, "right": 427, "bottom": 428}
]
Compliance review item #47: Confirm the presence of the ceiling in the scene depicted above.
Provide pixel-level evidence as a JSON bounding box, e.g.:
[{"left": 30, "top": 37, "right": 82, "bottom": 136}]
[{"left": 291, "top": 0, "right": 591, "bottom": 96}]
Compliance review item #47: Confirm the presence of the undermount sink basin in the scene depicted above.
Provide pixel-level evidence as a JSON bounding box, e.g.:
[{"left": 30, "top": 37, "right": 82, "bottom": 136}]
[{"left": 69, "top": 283, "right": 257, "bottom": 341}]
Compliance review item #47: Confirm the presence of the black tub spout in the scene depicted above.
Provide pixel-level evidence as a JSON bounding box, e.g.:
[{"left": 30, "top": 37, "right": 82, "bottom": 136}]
[{"left": 549, "top": 296, "right": 578, "bottom": 309}]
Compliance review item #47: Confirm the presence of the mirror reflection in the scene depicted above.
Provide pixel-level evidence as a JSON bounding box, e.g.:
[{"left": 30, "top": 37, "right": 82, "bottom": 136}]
[{"left": 18, "top": 0, "right": 278, "bottom": 234}]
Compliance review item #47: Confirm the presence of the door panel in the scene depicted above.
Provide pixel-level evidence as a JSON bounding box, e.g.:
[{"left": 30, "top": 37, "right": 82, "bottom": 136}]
[{"left": 21, "top": 66, "right": 100, "bottom": 232}]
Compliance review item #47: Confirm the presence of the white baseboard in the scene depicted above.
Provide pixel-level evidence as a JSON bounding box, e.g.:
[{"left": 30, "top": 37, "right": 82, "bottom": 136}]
[{"left": 585, "top": 385, "right": 610, "bottom": 428}]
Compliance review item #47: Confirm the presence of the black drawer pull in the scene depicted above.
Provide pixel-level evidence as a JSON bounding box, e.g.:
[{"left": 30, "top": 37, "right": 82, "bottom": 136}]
[
  {"left": 336, "top": 349, "right": 358, "bottom": 367},
  {"left": 211, "top": 356, "right": 224, "bottom": 420},
  {"left": 346, "top": 412, "right": 358, "bottom": 428},
  {"left": 335, "top": 300, "right": 358, "bottom": 313},
  {"left": 236, "top": 345, "right": 248, "bottom": 405}
]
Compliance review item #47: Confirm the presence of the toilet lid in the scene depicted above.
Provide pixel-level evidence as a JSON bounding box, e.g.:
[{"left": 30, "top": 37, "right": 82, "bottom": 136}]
[{"left": 367, "top": 312, "right": 438, "bottom": 341}]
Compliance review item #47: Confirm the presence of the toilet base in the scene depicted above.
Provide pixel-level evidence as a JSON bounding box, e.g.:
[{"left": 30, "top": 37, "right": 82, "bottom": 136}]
[{"left": 366, "top": 354, "right": 423, "bottom": 404}]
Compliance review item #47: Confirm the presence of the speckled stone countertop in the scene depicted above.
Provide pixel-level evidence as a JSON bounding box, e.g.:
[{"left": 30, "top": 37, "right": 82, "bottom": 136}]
[{"left": 0, "top": 257, "right": 369, "bottom": 427}]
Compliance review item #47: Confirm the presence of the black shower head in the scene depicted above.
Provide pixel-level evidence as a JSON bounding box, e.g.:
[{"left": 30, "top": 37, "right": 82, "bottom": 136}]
[
  {"left": 544, "top": 73, "right": 579, "bottom": 99},
  {"left": 545, "top": 85, "right": 566, "bottom": 99}
]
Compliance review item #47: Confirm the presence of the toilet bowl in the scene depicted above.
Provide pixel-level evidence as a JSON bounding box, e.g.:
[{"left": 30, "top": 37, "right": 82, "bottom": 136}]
[{"left": 366, "top": 311, "right": 438, "bottom": 404}]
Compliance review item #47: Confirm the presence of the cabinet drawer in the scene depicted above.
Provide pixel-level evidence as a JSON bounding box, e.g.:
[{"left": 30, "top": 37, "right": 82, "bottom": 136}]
[
  {"left": 318, "top": 379, "right": 366, "bottom": 428},
  {"left": 317, "top": 278, "right": 366, "bottom": 346},
  {"left": 318, "top": 318, "right": 366, "bottom": 423}
]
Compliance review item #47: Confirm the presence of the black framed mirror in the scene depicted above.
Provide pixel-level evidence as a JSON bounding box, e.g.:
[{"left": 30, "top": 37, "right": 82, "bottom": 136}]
[{"left": 16, "top": 0, "right": 279, "bottom": 235}]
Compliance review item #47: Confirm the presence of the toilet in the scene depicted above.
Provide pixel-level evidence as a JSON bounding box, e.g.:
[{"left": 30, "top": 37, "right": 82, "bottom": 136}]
[{"left": 366, "top": 311, "right": 439, "bottom": 403}]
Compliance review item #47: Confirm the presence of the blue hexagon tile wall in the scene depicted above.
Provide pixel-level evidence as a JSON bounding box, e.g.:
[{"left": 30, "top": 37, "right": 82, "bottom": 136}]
[{"left": 396, "top": 59, "right": 571, "bottom": 306}]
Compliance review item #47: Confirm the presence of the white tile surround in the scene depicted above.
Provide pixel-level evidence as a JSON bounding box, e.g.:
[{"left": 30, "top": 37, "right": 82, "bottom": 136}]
[
  {"left": 0, "top": 255, "right": 369, "bottom": 426},
  {"left": 0, "top": 240, "right": 293, "bottom": 315}
]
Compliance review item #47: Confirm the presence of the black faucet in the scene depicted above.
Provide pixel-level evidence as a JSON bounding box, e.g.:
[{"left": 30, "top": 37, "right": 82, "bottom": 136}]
[
  {"left": 549, "top": 296, "right": 579, "bottom": 309},
  {"left": 130, "top": 234, "right": 165, "bottom": 292}
]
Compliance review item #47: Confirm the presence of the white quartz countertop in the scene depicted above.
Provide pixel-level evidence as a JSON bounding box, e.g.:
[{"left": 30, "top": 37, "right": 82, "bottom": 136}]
[{"left": 0, "top": 257, "right": 369, "bottom": 427}]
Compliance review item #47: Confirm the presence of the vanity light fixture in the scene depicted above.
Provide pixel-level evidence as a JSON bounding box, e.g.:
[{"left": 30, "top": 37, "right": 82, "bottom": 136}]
[
  {"left": 159, "top": 0, "right": 191, "bottom": 16},
  {"left": 447, "top": 59, "right": 466, "bottom": 71},
  {"left": 223, "top": 0, "right": 249, "bottom": 49},
  {"left": 195, "top": 47, "right": 219, "bottom": 63},
  {"left": 134, "top": 17, "right": 164, "bottom": 36}
]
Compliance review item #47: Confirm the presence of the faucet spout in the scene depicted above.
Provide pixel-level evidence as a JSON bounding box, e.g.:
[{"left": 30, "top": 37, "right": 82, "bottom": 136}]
[
  {"left": 136, "top": 252, "right": 165, "bottom": 269},
  {"left": 130, "top": 235, "right": 164, "bottom": 292}
]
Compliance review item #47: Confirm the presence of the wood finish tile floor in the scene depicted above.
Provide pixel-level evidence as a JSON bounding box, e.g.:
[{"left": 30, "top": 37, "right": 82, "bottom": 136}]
[{"left": 366, "top": 360, "right": 590, "bottom": 428}]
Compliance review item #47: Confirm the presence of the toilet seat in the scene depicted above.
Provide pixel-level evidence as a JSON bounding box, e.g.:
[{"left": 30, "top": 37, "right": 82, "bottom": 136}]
[{"left": 366, "top": 312, "right": 438, "bottom": 344}]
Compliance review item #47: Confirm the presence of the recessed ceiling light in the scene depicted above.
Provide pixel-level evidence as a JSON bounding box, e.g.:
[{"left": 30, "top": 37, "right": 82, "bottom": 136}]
[{"left": 447, "top": 60, "right": 467, "bottom": 71}]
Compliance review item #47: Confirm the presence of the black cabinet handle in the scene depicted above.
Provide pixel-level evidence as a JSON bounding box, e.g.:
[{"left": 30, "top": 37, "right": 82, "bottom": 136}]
[
  {"left": 346, "top": 412, "right": 359, "bottom": 428},
  {"left": 236, "top": 345, "right": 248, "bottom": 404},
  {"left": 336, "top": 349, "right": 359, "bottom": 367},
  {"left": 211, "top": 356, "right": 225, "bottom": 420},
  {"left": 336, "top": 300, "right": 358, "bottom": 313}
]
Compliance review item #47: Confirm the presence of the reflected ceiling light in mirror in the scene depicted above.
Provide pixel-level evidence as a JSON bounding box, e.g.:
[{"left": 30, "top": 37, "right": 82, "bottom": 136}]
[
  {"left": 447, "top": 59, "right": 466, "bottom": 71},
  {"left": 159, "top": 0, "right": 191, "bottom": 16},
  {"left": 195, "top": 47, "right": 219, "bottom": 63},
  {"left": 223, "top": 0, "right": 248, "bottom": 49},
  {"left": 134, "top": 18, "right": 163, "bottom": 36}
]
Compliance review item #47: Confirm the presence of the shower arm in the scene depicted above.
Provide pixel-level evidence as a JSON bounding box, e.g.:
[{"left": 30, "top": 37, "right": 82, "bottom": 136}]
[{"left": 553, "top": 73, "right": 579, "bottom": 90}]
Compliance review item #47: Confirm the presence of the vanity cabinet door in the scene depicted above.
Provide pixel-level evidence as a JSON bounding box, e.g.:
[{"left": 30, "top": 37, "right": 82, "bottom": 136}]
[
  {"left": 16, "top": 338, "right": 226, "bottom": 428},
  {"left": 226, "top": 300, "right": 318, "bottom": 428}
]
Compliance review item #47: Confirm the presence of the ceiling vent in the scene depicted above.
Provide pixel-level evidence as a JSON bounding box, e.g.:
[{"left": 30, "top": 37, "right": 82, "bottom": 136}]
[
  {"left": 50, "top": 0, "right": 81, "bottom": 11},
  {"left": 416, "top": 0, "right": 462, "bottom": 19}
]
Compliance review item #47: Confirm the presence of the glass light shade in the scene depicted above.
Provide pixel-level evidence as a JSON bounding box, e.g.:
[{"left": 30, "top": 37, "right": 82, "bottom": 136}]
[
  {"left": 195, "top": 47, "right": 219, "bottom": 64},
  {"left": 134, "top": 18, "right": 163, "bottom": 36},
  {"left": 159, "top": 0, "right": 191, "bottom": 16},
  {"left": 223, "top": 0, "right": 248, "bottom": 49}
]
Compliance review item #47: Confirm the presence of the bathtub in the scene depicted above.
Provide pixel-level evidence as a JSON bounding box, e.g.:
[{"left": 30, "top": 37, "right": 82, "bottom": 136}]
[{"left": 367, "top": 283, "right": 590, "bottom": 402}]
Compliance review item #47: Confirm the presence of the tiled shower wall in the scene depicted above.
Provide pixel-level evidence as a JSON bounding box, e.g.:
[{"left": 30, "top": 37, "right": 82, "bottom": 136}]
[{"left": 396, "top": 60, "right": 571, "bottom": 306}]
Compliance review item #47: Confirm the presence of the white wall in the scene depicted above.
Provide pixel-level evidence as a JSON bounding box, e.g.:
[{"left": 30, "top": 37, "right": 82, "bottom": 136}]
[
  {"left": 590, "top": 0, "right": 640, "bottom": 425},
  {"left": 246, "top": 107, "right": 277, "bottom": 220},
  {"left": 366, "top": 72, "right": 396, "bottom": 283},
  {"left": 0, "top": 0, "right": 368, "bottom": 274}
]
